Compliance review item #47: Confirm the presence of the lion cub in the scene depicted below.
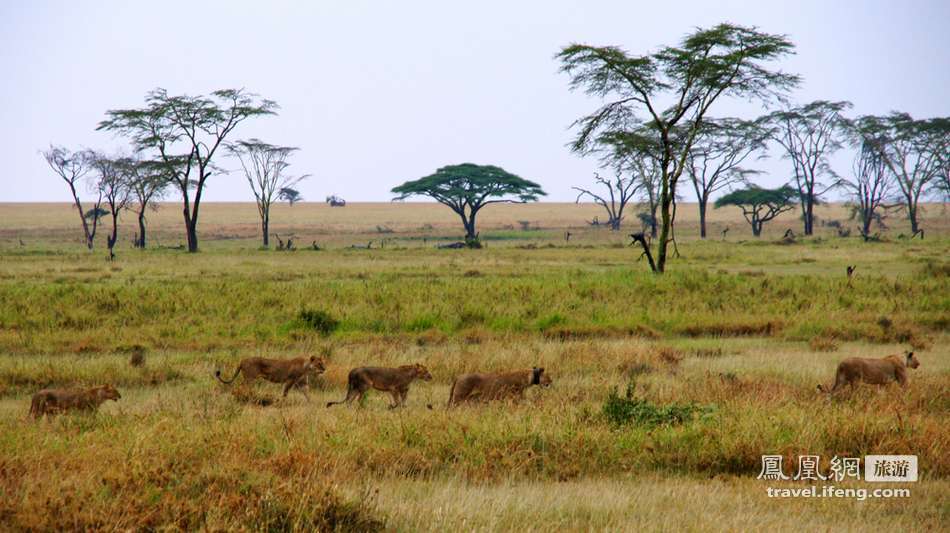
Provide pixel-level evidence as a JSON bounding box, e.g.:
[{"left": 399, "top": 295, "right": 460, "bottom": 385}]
[
  {"left": 215, "top": 355, "right": 326, "bottom": 400},
  {"left": 448, "top": 367, "right": 552, "bottom": 406},
  {"left": 326, "top": 364, "right": 432, "bottom": 409},
  {"left": 818, "top": 351, "right": 920, "bottom": 394},
  {"left": 30, "top": 384, "right": 121, "bottom": 418}
]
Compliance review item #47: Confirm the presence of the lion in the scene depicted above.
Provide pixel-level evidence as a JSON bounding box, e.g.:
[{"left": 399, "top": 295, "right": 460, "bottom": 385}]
[
  {"left": 326, "top": 364, "right": 432, "bottom": 409},
  {"left": 215, "top": 355, "right": 326, "bottom": 400},
  {"left": 447, "top": 367, "right": 552, "bottom": 406},
  {"left": 818, "top": 351, "right": 920, "bottom": 394},
  {"left": 30, "top": 384, "right": 121, "bottom": 418}
]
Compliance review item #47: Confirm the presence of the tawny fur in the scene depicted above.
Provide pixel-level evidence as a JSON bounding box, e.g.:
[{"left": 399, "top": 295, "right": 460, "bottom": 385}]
[
  {"left": 818, "top": 352, "right": 920, "bottom": 394},
  {"left": 215, "top": 356, "right": 325, "bottom": 399},
  {"left": 326, "top": 364, "right": 432, "bottom": 409},
  {"left": 30, "top": 384, "right": 121, "bottom": 418},
  {"left": 448, "top": 367, "right": 552, "bottom": 406}
]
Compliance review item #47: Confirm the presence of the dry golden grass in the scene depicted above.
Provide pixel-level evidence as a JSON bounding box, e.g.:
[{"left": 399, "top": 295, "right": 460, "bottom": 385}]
[
  {"left": 0, "top": 201, "right": 947, "bottom": 530},
  {"left": 2, "top": 201, "right": 949, "bottom": 247}
]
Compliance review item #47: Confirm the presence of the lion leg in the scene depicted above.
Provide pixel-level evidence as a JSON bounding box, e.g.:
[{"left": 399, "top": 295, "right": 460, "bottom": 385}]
[
  {"left": 29, "top": 395, "right": 42, "bottom": 419},
  {"left": 895, "top": 369, "right": 908, "bottom": 388},
  {"left": 284, "top": 375, "right": 310, "bottom": 400},
  {"left": 387, "top": 390, "right": 401, "bottom": 409}
]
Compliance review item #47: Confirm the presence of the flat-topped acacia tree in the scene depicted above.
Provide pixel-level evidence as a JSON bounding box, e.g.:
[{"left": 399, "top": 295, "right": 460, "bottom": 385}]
[
  {"left": 98, "top": 89, "right": 277, "bottom": 252},
  {"left": 391, "top": 163, "right": 545, "bottom": 245},
  {"left": 558, "top": 23, "right": 799, "bottom": 272},
  {"left": 714, "top": 185, "right": 797, "bottom": 237}
]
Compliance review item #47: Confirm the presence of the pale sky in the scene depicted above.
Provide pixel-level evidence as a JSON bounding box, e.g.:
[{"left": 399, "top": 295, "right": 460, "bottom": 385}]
[{"left": 2, "top": 0, "right": 948, "bottom": 203}]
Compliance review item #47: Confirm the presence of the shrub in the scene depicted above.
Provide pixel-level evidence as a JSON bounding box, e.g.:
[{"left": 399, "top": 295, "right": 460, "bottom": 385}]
[
  {"left": 602, "top": 384, "right": 712, "bottom": 428},
  {"left": 298, "top": 309, "right": 339, "bottom": 335}
]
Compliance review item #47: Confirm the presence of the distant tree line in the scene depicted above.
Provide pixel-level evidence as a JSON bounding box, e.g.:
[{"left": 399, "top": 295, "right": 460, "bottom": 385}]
[
  {"left": 561, "top": 24, "right": 949, "bottom": 272},
  {"left": 42, "top": 23, "right": 949, "bottom": 271}
]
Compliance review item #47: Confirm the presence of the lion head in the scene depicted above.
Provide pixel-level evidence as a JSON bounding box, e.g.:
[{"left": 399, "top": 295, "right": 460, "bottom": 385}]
[
  {"left": 413, "top": 364, "right": 433, "bottom": 381},
  {"left": 98, "top": 384, "right": 121, "bottom": 402},
  {"left": 906, "top": 351, "right": 920, "bottom": 369},
  {"left": 532, "top": 367, "right": 552, "bottom": 388},
  {"left": 307, "top": 356, "right": 327, "bottom": 374}
]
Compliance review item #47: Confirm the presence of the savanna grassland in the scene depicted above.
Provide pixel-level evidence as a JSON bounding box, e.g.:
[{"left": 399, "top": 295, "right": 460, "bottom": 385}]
[{"left": 0, "top": 201, "right": 948, "bottom": 531}]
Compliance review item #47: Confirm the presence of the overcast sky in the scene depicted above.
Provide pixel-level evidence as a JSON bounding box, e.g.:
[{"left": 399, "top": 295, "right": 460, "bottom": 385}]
[{"left": 2, "top": 0, "right": 948, "bottom": 203}]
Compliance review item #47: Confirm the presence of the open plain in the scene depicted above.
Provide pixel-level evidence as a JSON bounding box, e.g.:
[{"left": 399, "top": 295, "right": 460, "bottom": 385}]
[{"left": 0, "top": 201, "right": 947, "bottom": 531}]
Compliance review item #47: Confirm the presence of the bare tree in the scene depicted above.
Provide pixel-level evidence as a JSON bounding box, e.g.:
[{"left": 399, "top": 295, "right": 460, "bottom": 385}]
[
  {"left": 688, "top": 118, "right": 768, "bottom": 238},
  {"left": 572, "top": 172, "right": 639, "bottom": 230},
  {"left": 99, "top": 88, "right": 278, "bottom": 252},
  {"left": 90, "top": 153, "right": 132, "bottom": 258},
  {"left": 42, "top": 145, "right": 101, "bottom": 249},
  {"left": 859, "top": 113, "right": 949, "bottom": 234},
  {"left": 845, "top": 118, "right": 899, "bottom": 240},
  {"left": 228, "top": 139, "right": 309, "bottom": 247},
  {"left": 632, "top": 156, "right": 662, "bottom": 238},
  {"left": 121, "top": 157, "right": 168, "bottom": 248},
  {"left": 763, "top": 101, "right": 851, "bottom": 236},
  {"left": 597, "top": 131, "right": 664, "bottom": 237}
]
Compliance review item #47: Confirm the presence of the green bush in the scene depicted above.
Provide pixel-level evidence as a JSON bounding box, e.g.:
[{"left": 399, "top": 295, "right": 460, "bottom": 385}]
[
  {"left": 602, "top": 384, "right": 712, "bottom": 428},
  {"left": 298, "top": 308, "right": 339, "bottom": 336}
]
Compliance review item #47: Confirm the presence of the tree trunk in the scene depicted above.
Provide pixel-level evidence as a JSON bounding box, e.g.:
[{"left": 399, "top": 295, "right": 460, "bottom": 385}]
[
  {"left": 908, "top": 203, "right": 919, "bottom": 235},
  {"left": 467, "top": 214, "right": 477, "bottom": 241},
  {"left": 262, "top": 213, "right": 270, "bottom": 247},
  {"left": 803, "top": 197, "right": 814, "bottom": 236},
  {"left": 655, "top": 172, "right": 672, "bottom": 273},
  {"left": 186, "top": 222, "right": 198, "bottom": 252},
  {"left": 752, "top": 221, "right": 762, "bottom": 237},
  {"left": 698, "top": 199, "right": 708, "bottom": 239},
  {"left": 137, "top": 210, "right": 147, "bottom": 248},
  {"left": 861, "top": 210, "right": 872, "bottom": 240},
  {"left": 110, "top": 213, "right": 119, "bottom": 249}
]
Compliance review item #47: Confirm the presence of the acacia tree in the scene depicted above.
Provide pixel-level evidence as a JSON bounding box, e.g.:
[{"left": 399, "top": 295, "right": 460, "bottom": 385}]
[
  {"left": 278, "top": 187, "right": 303, "bottom": 206},
  {"left": 558, "top": 23, "right": 798, "bottom": 272},
  {"left": 572, "top": 172, "right": 639, "bottom": 230},
  {"left": 391, "top": 163, "right": 545, "bottom": 244},
  {"left": 595, "top": 130, "right": 663, "bottom": 237},
  {"left": 714, "top": 185, "right": 796, "bottom": 236},
  {"left": 845, "top": 117, "right": 898, "bottom": 240},
  {"left": 227, "top": 139, "right": 309, "bottom": 247},
  {"left": 42, "top": 145, "right": 102, "bottom": 249},
  {"left": 120, "top": 157, "right": 169, "bottom": 248},
  {"left": 98, "top": 89, "right": 277, "bottom": 252},
  {"left": 90, "top": 153, "right": 132, "bottom": 256},
  {"left": 763, "top": 100, "right": 851, "bottom": 235},
  {"left": 688, "top": 118, "right": 768, "bottom": 238},
  {"left": 860, "top": 114, "right": 949, "bottom": 234}
]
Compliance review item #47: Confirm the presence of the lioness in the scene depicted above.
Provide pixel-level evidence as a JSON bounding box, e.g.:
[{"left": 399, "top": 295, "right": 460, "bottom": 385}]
[
  {"left": 326, "top": 364, "right": 432, "bottom": 409},
  {"left": 448, "top": 367, "right": 552, "bottom": 406},
  {"left": 30, "top": 384, "right": 121, "bottom": 418},
  {"left": 215, "top": 355, "right": 326, "bottom": 399},
  {"left": 818, "top": 351, "right": 920, "bottom": 394}
]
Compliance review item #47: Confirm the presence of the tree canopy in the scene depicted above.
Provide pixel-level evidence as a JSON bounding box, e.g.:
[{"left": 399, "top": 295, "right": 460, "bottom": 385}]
[
  {"left": 98, "top": 88, "right": 277, "bottom": 252},
  {"left": 762, "top": 100, "right": 852, "bottom": 236},
  {"left": 715, "top": 185, "right": 797, "bottom": 236},
  {"left": 392, "top": 163, "right": 545, "bottom": 242},
  {"left": 558, "top": 23, "right": 799, "bottom": 271}
]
